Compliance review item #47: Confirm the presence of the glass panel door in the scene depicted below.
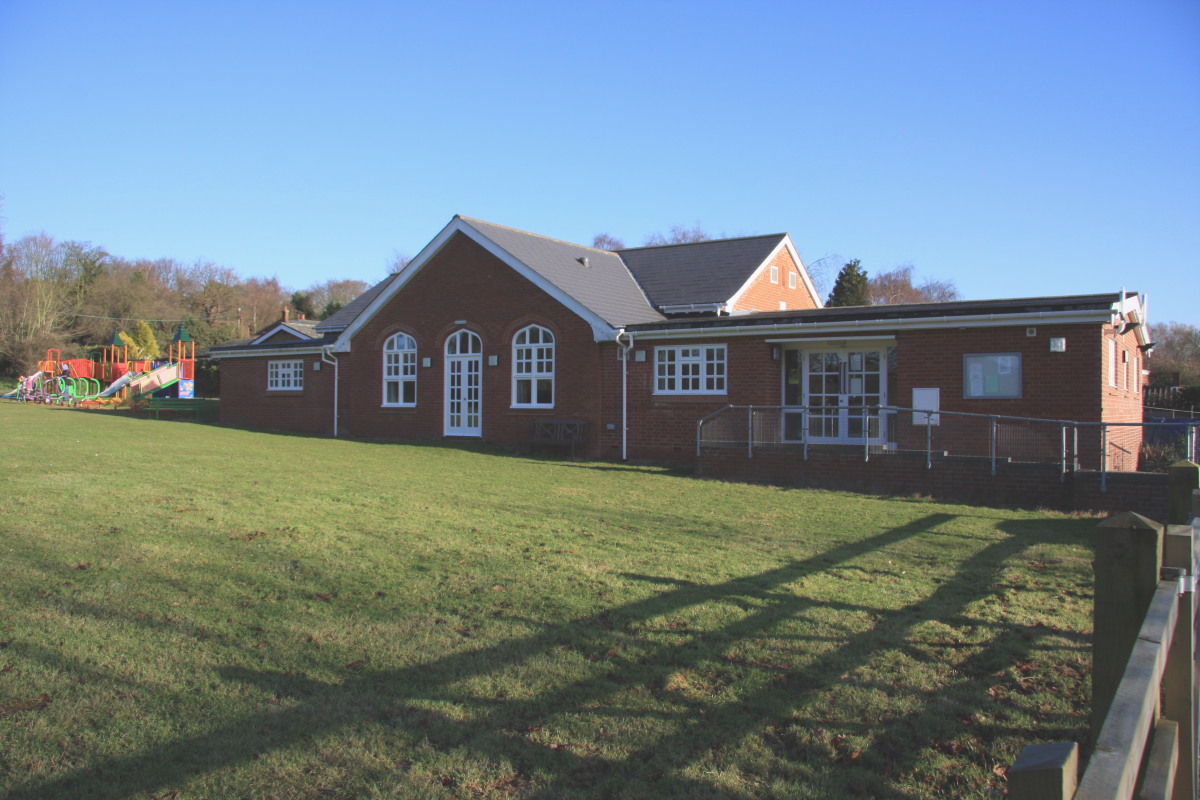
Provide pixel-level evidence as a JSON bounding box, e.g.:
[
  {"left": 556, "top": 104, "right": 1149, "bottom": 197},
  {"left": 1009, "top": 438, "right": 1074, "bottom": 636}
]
[
  {"left": 445, "top": 330, "right": 482, "bottom": 436},
  {"left": 783, "top": 347, "right": 886, "bottom": 443}
]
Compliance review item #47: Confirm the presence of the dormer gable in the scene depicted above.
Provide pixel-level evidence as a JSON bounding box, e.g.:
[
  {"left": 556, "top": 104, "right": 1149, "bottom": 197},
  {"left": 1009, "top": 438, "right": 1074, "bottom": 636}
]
[
  {"left": 250, "top": 319, "right": 320, "bottom": 346},
  {"left": 619, "top": 233, "right": 822, "bottom": 317}
]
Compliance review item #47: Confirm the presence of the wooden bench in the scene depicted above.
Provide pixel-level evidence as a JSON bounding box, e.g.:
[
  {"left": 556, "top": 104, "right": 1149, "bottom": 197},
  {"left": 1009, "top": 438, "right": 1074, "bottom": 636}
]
[
  {"left": 143, "top": 398, "right": 207, "bottom": 420},
  {"left": 527, "top": 418, "right": 588, "bottom": 459}
]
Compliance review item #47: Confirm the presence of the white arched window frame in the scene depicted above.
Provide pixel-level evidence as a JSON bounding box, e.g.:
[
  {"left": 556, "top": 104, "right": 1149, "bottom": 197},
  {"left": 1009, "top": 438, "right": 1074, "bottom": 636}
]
[
  {"left": 383, "top": 332, "right": 417, "bottom": 406},
  {"left": 512, "top": 325, "right": 555, "bottom": 408}
]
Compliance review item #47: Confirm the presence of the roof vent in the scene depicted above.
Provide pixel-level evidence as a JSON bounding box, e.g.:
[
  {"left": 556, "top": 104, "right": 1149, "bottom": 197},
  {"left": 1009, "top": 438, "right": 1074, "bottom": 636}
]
[{"left": 576, "top": 257, "right": 589, "bottom": 268}]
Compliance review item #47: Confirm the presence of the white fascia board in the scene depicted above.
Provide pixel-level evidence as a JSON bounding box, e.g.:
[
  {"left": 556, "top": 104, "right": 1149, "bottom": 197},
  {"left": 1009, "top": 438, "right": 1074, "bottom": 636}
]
[
  {"left": 250, "top": 323, "right": 315, "bottom": 345},
  {"left": 764, "top": 335, "right": 896, "bottom": 345},
  {"left": 725, "top": 235, "right": 825, "bottom": 311},
  {"left": 332, "top": 216, "right": 619, "bottom": 351},
  {"left": 209, "top": 346, "right": 324, "bottom": 359},
  {"left": 630, "top": 308, "right": 1111, "bottom": 341}
]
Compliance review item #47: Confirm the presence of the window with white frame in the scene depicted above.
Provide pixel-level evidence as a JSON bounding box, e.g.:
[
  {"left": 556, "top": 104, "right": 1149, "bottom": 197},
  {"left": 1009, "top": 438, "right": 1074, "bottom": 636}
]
[
  {"left": 769, "top": 265, "right": 780, "bottom": 284},
  {"left": 1108, "top": 339, "right": 1117, "bottom": 387},
  {"left": 512, "top": 325, "right": 554, "bottom": 407},
  {"left": 655, "top": 345, "right": 727, "bottom": 394},
  {"left": 788, "top": 271, "right": 797, "bottom": 289},
  {"left": 383, "top": 333, "right": 417, "bottom": 406},
  {"left": 268, "top": 359, "right": 304, "bottom": 390}
]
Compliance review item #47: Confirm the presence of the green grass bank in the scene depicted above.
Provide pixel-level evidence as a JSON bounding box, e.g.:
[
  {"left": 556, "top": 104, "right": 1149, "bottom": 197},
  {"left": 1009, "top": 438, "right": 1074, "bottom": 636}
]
[{"left": 0, "top": 402, "right": 1096, "bottom": 799}]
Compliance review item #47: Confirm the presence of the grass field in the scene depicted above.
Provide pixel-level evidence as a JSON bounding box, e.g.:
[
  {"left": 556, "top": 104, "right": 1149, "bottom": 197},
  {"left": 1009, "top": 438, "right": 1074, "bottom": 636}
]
[{"left": 0, "top": 402, "right": 1097, "bottom": 799}]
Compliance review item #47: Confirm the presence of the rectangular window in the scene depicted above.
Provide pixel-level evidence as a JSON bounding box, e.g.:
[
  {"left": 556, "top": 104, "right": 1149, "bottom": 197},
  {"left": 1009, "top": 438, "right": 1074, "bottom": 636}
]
[
  {"left": 788, "top": 272, "right": 797, "bottom": 289},
  {"left": 1135, "top": 355, "right": 1141, "bottom": 394},
  {"left": 963, "top": 353, "right": 1021, "bottom": 399},
  {"left": 268, "top": 359, "right": 304, "bottom": 391},
  {"left": 1108, "top": 339, "right": 1117, "bottom": 387},
  {"left": 655, "top": 345, "right": 727, "bottom": 395},
  {"left": 769, "top": 265, "right": 779, "bottom": 284}
]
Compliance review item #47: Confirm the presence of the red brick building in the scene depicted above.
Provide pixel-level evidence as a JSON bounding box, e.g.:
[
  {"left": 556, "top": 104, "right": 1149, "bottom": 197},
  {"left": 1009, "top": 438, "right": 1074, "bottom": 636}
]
[{"left": 211, "top": 216, "right": 1150, "bottom": 470}]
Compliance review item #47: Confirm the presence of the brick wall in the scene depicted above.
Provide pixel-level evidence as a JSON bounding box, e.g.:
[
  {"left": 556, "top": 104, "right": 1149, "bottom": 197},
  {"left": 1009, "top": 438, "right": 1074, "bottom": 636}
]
[
  {"left": 605, "top": 320, "right": 1140, "bottom": 467},
  {"left": 697, "top": 445, "right": 1169, "bottom": 520},
  {"left": 598, "top": 336, "right": 782, "bottom": 462},
  {"left": 731, "top": 247, "right": 821, "bottom": 313},
  {"left": 334, "top": 232, "right": 608, "bottom": 453},
  {"left": 218, "top": 352, "right": 335, "bottom": 435}
]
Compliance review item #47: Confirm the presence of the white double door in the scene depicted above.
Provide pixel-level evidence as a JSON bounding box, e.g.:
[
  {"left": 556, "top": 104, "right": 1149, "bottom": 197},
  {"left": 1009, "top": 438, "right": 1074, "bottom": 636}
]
[{"left": 784, "top": 348, "right": 886, "bottom": 444}]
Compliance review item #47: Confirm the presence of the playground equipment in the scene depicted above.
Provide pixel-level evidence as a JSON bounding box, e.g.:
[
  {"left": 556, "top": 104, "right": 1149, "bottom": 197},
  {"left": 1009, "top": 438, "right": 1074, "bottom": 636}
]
[{"left": 7, "top": 325, "right": 197, "bottom": 409}]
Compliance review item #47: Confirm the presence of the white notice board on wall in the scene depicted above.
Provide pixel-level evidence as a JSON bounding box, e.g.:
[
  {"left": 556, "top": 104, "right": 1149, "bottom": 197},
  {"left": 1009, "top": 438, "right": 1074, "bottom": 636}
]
[{"left": 913, "top": 388, "right": 940, "bottom": 425}]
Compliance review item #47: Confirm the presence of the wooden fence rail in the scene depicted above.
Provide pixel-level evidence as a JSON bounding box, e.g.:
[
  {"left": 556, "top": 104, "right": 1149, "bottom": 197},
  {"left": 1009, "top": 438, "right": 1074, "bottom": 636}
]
[{"left": 1008, "top": 463, "right": 1200, "bottom": 799}]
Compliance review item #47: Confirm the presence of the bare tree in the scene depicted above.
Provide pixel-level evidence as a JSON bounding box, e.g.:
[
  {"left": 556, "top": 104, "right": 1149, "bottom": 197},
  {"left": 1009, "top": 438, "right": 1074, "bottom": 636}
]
[
  {"left": 388, "top": 249, "right": 412, "bottom": 274},
  {"left": 0, "top": 233, "right": 83, "bottom": 371},
  {"left": 643, "top": 223, "right": 711, "bottom": 246},
  {"left": 237, "top": 276, "right": 288, "bottom": 335},
  {"left": 869, "top": 264, "right": 961, "bottom": 305},
  {"left": 306, "top": 278, "right": 370, "bottom": 320},
  {"left": 592, "top": 233, "right": 625, "bottom": 250},
  {"left": 1148, "top": 321, "right": 1200, "bottom": 386},
  {"left": 803, "top": 253, "right": 842, "bottom": 300}
]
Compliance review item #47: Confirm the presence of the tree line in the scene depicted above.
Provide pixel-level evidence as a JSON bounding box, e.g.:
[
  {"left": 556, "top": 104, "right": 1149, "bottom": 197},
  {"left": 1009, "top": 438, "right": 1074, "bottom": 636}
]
[{"left": 0, "top": 228, "right": 371, "bottom": 376}]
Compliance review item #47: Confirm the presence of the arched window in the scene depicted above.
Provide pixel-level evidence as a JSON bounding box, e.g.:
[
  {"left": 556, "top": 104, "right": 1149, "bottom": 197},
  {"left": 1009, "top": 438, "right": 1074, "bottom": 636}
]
[
  {"left": 383, "top": 333, "right": 417, "bottom": 406},
  {"left": 512, "top": 325, "right": 554, "bottom": 407}
]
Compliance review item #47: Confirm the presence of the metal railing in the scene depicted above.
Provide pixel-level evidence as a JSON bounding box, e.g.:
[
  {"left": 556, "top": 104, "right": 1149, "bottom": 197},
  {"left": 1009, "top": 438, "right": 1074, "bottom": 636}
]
[{"left": 697, "top": 405, "right": 1200, "bottom": 482}]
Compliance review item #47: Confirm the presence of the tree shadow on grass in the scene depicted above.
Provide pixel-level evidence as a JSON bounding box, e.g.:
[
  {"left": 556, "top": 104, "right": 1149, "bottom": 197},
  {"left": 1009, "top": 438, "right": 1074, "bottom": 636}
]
[{"left": 7, "top": 513, "right": 1093, "bottom": 800}]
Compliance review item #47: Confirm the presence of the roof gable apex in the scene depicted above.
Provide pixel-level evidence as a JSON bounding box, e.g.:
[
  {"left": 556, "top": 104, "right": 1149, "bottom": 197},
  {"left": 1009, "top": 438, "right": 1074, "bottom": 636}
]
[{"left": 334, "top": 216, "right": 631, "bottom": 350}]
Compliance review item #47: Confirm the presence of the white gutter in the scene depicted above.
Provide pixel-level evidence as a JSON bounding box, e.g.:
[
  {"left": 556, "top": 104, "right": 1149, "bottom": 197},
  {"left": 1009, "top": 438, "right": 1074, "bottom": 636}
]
[
  {"left": 321, "top": 346, "right": 340, "bottom": 438},
  {"left": 208, "top": 346, "right": 325, "bottom": 359},
  {"left": 615, "top": 328, "right": 634, "bottom": 461},
  {"left": 627, "top": 308, "right": 1115, "bottom": 341},
  {"left": 657, "top": 303, "right": 727, "bottom": 315}
]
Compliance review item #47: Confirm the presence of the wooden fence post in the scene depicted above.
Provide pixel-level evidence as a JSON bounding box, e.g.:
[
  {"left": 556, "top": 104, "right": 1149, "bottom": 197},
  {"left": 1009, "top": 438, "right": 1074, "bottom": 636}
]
[
  {"left": 1163, "top": 525, "right": 1197, "bottom": 800},
  {"left": 1168, "top": 460, "right": 1199, "bottom": 525},
  {"left": 1092, "top": 512, "right": 1163, "bottom": 734},
  {"left": 1008, "top": 742, "right": 1079, "bottom": 800}
]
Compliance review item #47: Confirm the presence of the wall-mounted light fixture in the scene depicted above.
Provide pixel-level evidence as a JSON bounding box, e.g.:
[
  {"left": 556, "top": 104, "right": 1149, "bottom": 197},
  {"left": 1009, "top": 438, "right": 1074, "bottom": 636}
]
[{"left": 770, "top": 345, "right": 781, "bottom": 361}]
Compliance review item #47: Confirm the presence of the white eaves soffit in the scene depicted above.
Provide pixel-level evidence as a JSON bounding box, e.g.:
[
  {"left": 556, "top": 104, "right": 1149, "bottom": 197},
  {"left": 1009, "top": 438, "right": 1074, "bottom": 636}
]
[
  {"left": 331, "top": 217, "right": 620, "bottom": 352},
  {"left": 726, "top": 235, "right": 824, "bottom": 311}
]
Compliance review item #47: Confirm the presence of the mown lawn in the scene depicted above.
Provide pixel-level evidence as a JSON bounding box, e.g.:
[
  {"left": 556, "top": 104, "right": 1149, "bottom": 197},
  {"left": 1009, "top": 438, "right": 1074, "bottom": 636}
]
[{"left": 0, "top": 402, "right": 1096, "bottom": 799}]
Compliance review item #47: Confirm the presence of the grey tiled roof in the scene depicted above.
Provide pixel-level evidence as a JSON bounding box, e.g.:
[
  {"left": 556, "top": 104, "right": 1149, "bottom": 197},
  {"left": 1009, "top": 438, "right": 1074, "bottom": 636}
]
[
  {"left": 317, "top": 273, "right": 400, "bottom": 333},
  {"left": 278, "top": 319, "right": 320, "bottom": 338},
  {"left": 619, "top": 234, "right": 787, "bottom": 308},
  {"left": 459, "top": 217, "right": 666, "bottom": 327}
]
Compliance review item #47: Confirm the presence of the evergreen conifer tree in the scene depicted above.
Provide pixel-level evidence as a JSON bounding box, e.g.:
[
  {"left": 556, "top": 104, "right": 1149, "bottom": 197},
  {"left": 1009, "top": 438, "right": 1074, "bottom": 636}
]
[{"left": 826, "top": 260, "right": 869, "bottom": 307}]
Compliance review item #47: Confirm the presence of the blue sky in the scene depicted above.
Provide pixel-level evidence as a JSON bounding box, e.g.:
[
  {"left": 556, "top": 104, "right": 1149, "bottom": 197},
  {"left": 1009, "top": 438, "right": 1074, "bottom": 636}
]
[{"left": 2, "top": 0, "right": 1197, "bottom": 326}]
